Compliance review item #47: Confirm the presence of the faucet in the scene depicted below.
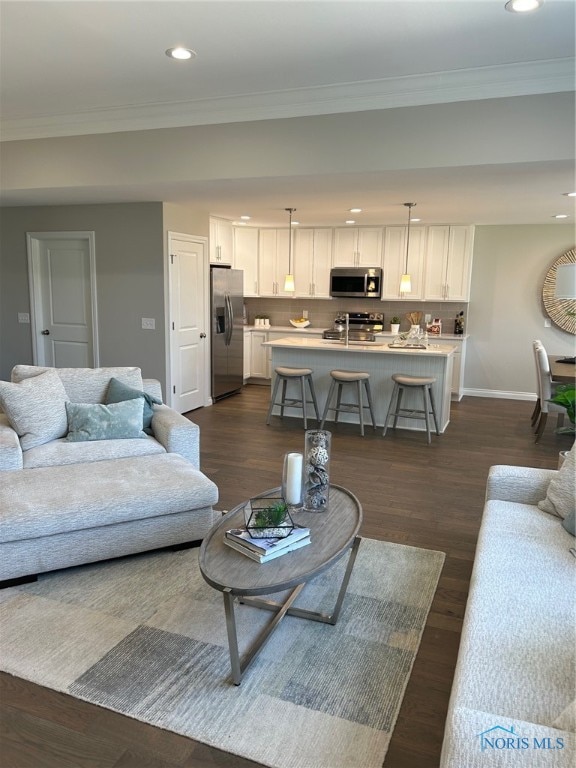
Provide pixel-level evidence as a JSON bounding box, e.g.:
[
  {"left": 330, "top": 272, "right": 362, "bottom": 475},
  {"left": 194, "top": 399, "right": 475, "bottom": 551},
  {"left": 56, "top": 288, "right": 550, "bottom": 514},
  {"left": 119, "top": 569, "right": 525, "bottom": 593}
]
[{"left": 345, "top": 313, "right": 349, "bottom": 347}]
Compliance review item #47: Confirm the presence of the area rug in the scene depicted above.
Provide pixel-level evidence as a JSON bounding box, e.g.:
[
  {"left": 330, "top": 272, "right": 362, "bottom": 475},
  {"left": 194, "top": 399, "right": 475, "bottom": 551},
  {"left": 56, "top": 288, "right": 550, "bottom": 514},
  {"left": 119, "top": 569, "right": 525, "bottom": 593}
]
[{"left": 0, "top": 538, "right": 444, "bottom": 768}]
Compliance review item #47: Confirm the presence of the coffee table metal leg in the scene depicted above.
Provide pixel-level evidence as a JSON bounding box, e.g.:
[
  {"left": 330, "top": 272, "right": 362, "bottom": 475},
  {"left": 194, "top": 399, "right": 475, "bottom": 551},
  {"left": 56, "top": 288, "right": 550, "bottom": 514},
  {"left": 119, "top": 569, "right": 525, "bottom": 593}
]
[{"left": 223, "top": 588, "right": 242, "bottom": 685}]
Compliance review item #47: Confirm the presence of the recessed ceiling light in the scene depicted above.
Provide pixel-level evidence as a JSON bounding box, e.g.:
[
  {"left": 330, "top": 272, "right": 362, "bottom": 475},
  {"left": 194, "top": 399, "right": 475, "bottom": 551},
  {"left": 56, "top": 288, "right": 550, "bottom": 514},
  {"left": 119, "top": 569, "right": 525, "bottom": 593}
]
[
  {"left": 553, "top": 214, "right": 569, "bottom": 219},
  {"left": 166, "top": 47, "right": 196, "bottom": 60},
  {"left": 240, "top": 215, "right": 251, "bottom": 220},
  {"left": 411, "top": 218, "right": 421, "bottom": 223},
  {"left": 345, "top": 220, "right": 356, "bottom": 225},
  {"left": 563, "top": 192, "right": 576, "bottom": 197},
  {"left": 505, "top": 0, "right": 543, "bottom": 12},
  {"left": 349, "top": 208, "right": 362, "bottom": 213},
  {"left": 292, "top": 221, "right": 300, "bottom": 226}
]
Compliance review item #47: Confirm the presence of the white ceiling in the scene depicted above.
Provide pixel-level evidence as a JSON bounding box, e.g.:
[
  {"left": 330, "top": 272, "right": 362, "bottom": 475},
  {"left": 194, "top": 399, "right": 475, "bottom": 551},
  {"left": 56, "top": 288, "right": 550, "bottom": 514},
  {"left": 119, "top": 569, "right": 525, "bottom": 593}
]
[{"left": 1, "top": 0, "right": 575, "bottom": 226}]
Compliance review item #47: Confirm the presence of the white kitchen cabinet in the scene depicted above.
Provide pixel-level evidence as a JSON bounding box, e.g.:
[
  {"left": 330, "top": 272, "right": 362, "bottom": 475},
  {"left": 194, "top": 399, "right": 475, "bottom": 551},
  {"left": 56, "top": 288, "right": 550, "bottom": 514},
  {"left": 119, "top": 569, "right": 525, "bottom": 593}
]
[
  {"left": 258, "top": 229, "right": 292, "bottom": 297},
  {"left": 243, "top": 328, "right": 252, "bottom": 381},
  {"left": 450, "top": 336, "right": 467, "bottom": 400},
  {"left": 381, "top": 226, "right": 426, "bottom": 300},
  {"left": 233, "top": 227, "right": 259, "bottom": 296},
  {"left": 424, "top": 226, "right": 474, "bottom": 301},
  {"left": 209, "top": 217, "right": 233, "bottom": 264},
  {"left": 332, "top": 227, "right": 383, "bottom": 267},
  {"left": 293, "top": 228, "right": 333, "bottom": 298},
  {"left": 250, "top": 330, "right": 269, "bottom": 378}
]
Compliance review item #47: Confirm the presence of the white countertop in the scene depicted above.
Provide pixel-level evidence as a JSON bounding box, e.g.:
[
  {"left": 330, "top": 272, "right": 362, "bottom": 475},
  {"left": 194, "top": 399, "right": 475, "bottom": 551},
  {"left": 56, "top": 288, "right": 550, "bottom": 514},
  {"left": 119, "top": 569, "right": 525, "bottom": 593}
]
[
  {"left": 263, "top": 336, "right": 456, "bottom": 356},
  {"left": 245, "top": 324, "right": 468, "bottom": 340}
]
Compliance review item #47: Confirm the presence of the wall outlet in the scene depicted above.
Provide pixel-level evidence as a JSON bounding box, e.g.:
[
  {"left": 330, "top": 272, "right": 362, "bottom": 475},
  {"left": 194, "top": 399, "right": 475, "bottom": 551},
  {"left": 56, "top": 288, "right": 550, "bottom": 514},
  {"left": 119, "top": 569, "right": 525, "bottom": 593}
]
[
  {"left": 141, "top": 317, "right": 156, "bottom": 330},
  {"left": 544, "top": 319, "right": 552, "bottom": 328},
  {"left": 18, "top": 312, "right": 30, "bottom": 323},
  {"left": 302, "top": 310, "right": 308, "bottom": 319}
]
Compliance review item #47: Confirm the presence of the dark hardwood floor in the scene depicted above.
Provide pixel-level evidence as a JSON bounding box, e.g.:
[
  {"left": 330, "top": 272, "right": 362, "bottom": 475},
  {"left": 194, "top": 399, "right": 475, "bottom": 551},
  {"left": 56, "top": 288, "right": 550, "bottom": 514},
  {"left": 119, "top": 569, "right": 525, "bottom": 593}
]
[{"left": 1, "top": 385, "right": 570, "bottom": 768}]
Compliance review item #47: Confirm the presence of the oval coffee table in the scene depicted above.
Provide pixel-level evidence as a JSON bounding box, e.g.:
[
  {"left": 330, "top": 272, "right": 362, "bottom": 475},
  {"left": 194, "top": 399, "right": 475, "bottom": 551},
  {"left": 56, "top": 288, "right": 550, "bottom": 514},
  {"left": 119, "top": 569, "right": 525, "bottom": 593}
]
[{"left": 199, "top": 484, "right": 362, "bottom": 684}]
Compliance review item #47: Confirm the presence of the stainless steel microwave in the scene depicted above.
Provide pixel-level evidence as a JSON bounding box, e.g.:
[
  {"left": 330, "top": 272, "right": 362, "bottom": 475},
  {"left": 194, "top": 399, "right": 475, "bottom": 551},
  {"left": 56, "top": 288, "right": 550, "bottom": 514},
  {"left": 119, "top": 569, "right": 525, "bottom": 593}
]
[{"left": 329, "top": 267, "right": 382, "bottom": 299}]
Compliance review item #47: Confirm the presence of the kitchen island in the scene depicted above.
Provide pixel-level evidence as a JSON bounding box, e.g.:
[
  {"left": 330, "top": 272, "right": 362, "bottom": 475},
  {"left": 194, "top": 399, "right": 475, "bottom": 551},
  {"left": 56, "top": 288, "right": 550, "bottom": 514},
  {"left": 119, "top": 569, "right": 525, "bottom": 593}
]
[{"left": 263, "top": 336, "right": 456, "bottom": 432}]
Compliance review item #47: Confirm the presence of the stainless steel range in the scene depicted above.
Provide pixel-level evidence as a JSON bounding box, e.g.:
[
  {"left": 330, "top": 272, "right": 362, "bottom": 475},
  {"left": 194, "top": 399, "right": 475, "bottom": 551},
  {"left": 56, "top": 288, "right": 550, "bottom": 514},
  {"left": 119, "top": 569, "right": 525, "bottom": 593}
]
[{"left": 322, "top": 311, "right": 384, "bottom": 342}]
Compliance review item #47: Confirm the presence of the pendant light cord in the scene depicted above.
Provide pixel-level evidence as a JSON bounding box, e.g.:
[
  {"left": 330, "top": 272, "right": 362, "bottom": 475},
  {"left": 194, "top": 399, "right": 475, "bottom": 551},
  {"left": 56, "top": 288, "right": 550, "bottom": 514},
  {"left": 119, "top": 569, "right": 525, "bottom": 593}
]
[{"left": 404, "top": 202, "right": 416, "bottom": 274}]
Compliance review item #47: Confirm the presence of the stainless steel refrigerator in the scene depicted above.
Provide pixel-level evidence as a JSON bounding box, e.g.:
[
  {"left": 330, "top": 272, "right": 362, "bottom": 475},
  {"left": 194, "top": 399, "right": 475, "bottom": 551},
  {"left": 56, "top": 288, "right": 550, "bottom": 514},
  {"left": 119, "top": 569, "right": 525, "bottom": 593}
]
[{"left": 211, "top": 266, "right": 244, "bottom": 401}]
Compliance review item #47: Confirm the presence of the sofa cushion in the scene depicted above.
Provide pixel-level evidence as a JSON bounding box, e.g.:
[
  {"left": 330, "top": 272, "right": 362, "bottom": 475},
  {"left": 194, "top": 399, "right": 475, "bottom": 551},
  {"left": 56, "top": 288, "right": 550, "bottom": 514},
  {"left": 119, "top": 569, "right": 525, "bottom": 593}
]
[
  {"left": 0, "top": 454, "right": 219, "bottom": 542},
  {"left": 66, "top": 400, "right": 146, "bottom": 442},
  {"left": 562, "top": 509, "right": 575, "bottom": 536},
  {"left": 11, "top": 365, "right": 143, "bottom": 404},
  {"left": 105, "top": 377, "right": 161, "bottom": 434},
  {"left": 553, "top": 700, "right": 576, "bottom": 732},
  {"left": 538, "top": 446, "right": 575, "bottom": 520},
  {"left": 0, "top": 369, "right": 68, "bottom": 450},
  {"left": 22, "top": 435, "right": 166, "bottom": 469}
]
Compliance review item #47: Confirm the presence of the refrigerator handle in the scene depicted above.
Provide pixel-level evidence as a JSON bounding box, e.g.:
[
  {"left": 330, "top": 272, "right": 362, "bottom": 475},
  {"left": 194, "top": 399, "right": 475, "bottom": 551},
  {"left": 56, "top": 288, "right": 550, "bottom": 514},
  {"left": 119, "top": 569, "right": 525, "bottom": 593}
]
[{"left": 225, "top": 293, "right": 233, "bottom": 346}]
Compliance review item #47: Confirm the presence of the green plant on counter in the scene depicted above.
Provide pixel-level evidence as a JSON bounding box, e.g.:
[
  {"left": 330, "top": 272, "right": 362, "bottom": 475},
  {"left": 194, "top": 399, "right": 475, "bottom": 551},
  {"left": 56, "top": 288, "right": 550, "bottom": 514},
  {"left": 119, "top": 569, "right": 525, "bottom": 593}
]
[
  {"left": 549, "top": 384, "right": 575, "bottom": 425},
  {"left": 391, "top": 316, "right": 400, "bottom": 324}
]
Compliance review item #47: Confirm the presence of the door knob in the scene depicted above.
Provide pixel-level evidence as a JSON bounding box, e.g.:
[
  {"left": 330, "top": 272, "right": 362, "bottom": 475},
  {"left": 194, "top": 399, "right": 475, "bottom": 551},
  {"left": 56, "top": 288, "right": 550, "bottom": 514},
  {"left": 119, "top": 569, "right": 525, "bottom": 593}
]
[
  {"left": 41, "top": 329, "right": 50, "bottom": 335},
  {"left": 199, "top": 332, "right": 206, "bottom": 338}
]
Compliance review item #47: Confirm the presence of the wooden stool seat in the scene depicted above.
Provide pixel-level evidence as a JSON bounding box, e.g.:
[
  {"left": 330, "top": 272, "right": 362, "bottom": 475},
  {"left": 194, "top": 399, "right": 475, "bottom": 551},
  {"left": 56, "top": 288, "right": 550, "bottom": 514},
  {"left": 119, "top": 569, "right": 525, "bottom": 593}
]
[
  {"left": 266, "top": 367, "right": 320, "bottom": 429},
  {"left": 383, "top": 373, "right": 440, "bottom": 444},
  {"left": 320, "top": 370, "right": 376, "bottom": 436}
]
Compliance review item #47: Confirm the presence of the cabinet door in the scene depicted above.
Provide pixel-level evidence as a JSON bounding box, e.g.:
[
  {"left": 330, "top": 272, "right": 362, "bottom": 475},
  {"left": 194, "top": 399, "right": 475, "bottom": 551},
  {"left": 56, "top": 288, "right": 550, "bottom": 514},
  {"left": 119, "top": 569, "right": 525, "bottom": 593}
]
[
  {"left": 250, "top": 331, "right": 269, "bottom": 377},
  {"left": 258, "top": 230, "right": 278, "bottom": 296},
  {"left": 332, "top": 228, "right": 358, "bottom": 266},
  {"left": 234, "top": 227, "right": 259, "bottom": 296},
  {"left": 294, "top": 229, "right": 314, "bottom": 297},
  {"left": 209, "top": 218, "right": 233, "bottom": 264},
  {"left": 382, "top": 226, "right": 425, "bottom": 300},
  {"left": 424, "top": 226, "right": 450, "bottom": 300},
  {"left": 311, "top": 229, "right": 333, "bottom": 297},
  {"left": 356, "top": 227, "right": 383, "bottom": 266},
  {"left": 445, "top": 226, "right": 474, "bottom": 301}
]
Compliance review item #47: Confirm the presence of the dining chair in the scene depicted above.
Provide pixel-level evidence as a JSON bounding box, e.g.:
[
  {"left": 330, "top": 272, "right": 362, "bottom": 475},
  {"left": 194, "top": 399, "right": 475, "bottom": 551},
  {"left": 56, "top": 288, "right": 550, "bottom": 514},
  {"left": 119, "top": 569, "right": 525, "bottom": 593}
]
[{"left": 534, "top": 343, "right": 565, "bottom": 442}]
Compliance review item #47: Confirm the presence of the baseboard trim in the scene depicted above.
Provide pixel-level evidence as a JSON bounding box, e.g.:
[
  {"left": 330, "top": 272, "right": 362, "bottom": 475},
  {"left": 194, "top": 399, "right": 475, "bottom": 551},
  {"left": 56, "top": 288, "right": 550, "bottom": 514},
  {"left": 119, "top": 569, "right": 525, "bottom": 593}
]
[{"left": 463, "top": 388, "right": 537, "bottom": 401}]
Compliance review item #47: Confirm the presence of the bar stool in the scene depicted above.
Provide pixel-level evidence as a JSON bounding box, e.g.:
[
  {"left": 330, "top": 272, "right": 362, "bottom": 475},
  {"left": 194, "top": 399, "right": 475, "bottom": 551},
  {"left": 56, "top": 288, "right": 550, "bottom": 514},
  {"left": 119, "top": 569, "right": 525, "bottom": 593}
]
[
  {"left": 382, "top": 373, "right": 440, "bottom": 444},
  {"left": 266, "top": 366, "right": 320, "bottom": 429},
  {"left": 320, "top": 370, "right": 376, "bottom": 436}
]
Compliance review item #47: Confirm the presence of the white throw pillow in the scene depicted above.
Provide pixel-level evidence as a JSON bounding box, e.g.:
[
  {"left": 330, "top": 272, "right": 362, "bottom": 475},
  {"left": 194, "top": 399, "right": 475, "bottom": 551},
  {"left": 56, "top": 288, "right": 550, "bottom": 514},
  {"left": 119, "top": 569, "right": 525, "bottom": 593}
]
[
  {"left": 537, "top": 445, "right": 576, "bottom": 520},
  {"left": 0, "top": 369, "right": 69, "bottom": 450}
]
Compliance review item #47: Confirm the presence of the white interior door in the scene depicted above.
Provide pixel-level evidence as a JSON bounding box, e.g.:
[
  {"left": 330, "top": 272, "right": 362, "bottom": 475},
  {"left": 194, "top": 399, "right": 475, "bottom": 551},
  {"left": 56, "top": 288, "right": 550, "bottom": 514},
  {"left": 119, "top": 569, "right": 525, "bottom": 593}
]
[
  {"left": 167, "top": 234, "right": 209, "bottom": 413},
  {"left": 27, "top": 232, "right": 99, "bottom": 368}
]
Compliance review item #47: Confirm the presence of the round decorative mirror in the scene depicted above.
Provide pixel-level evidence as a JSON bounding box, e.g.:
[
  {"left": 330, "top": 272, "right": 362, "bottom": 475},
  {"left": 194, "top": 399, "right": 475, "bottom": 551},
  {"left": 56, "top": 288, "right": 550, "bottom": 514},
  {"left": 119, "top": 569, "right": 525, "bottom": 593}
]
[{"left": 542, "top": 247, "right": 576, "bottom": 335}]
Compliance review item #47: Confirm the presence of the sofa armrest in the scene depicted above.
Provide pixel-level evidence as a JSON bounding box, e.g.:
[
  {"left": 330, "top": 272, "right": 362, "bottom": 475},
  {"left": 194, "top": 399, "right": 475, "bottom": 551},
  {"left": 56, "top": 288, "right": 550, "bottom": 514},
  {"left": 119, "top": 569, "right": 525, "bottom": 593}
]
[
  {"left": 0, "top": 414, "right": 23, "bottom": 471},
  {"left": 151, "top": 405, "right": 200, "bottom": 469},
  {"left": 486, "top": 465, "right": 557, "bottom": 505}
]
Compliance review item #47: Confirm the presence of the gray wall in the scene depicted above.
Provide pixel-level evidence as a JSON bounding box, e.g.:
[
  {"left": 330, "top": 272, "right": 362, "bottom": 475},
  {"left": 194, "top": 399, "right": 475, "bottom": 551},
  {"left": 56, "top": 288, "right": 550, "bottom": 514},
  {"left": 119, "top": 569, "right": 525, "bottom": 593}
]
[
  {"left": 466, "top": 224, "right": 575, "bottom": 396},
  {"left": 0, "top": 203, "right": 166, "bottom": 383}
]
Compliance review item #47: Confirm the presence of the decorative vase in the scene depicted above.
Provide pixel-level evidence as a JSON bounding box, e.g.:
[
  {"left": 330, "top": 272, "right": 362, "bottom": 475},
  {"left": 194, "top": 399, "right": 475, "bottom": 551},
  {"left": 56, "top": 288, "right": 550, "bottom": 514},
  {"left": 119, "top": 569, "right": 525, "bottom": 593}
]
[
  {"left": 390, "top": 324, "right": 400, "bottom": 335},
  {"left": 303, "top": 430, "right": 331, "bottom": 511}
]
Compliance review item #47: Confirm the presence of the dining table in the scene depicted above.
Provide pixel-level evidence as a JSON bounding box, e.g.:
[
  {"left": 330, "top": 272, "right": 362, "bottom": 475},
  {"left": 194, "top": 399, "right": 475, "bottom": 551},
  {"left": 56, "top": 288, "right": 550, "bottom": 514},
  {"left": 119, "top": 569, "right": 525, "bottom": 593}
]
[{"left": 549, "top": 355, "right": 576, "bottom": 383}]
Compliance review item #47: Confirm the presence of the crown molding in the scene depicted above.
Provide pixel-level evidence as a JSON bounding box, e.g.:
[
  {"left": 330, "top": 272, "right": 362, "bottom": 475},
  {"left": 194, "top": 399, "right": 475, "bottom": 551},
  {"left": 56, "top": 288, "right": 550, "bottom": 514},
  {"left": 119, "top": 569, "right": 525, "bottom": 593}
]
[{"left": 2, "top": 58, "right": 574, "bottom": 142}]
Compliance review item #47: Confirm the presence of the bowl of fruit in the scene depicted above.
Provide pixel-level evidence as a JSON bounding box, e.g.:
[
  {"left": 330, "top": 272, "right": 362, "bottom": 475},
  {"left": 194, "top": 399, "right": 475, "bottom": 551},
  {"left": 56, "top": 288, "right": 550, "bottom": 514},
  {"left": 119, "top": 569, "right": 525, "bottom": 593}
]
[{"left": 289, "top": 318, "right": 311, "bottom": 328}]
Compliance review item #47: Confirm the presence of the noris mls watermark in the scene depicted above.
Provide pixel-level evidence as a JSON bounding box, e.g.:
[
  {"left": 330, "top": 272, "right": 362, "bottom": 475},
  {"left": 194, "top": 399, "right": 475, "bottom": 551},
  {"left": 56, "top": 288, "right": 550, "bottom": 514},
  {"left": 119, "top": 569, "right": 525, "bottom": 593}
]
[{"left": 478, "top": 725, "right": 565, "bottom": 753}]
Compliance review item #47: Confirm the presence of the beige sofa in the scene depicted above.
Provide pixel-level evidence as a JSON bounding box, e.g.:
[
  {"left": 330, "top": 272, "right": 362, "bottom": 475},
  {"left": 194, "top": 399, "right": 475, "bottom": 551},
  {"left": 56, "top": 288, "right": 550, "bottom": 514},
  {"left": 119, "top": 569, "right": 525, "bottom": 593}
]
[
  {"left": 0, "top": 366, "right": 219, "bottom": 583},
  {"left": 440, "top": 452, "right": 575, "bottom": 767}
]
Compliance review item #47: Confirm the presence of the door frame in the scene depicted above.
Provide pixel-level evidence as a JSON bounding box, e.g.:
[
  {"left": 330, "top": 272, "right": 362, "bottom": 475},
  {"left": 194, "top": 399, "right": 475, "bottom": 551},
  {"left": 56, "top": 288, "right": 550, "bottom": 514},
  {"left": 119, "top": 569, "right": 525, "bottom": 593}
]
[
  {"left": 164, "top": 231, "right": 211, "bottom": 411},
  {"left": 26, "top": 231, "right": 100, "bottom": 367}
]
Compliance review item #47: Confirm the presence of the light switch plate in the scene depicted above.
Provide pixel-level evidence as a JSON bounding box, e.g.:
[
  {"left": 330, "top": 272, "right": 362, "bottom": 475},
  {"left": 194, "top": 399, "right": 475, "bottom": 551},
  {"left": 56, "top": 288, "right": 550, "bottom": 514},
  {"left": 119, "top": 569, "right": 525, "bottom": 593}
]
[
  {"left": 18, "top": 312, "right": 30, "bottom": 323},
  {"left": 142, "top": 317, "right": 156, "bottom": 330}
]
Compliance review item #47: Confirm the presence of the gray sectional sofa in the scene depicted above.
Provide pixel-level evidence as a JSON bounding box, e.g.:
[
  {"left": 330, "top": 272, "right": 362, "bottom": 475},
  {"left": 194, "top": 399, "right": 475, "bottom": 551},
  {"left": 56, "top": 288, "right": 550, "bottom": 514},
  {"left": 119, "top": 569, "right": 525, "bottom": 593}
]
[
  {"left": 440, "top": 449, "right": 575, "bottom": 767},
  {"left": 0, "top": 365, "right": 219, "bottom": 583}
]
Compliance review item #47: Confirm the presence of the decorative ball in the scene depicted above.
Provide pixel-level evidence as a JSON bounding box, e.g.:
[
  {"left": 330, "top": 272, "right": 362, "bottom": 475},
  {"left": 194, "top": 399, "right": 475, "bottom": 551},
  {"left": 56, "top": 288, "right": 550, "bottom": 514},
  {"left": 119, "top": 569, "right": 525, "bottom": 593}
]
[{"left": 308, "top": 446, "right": 329, "bottom": 465}]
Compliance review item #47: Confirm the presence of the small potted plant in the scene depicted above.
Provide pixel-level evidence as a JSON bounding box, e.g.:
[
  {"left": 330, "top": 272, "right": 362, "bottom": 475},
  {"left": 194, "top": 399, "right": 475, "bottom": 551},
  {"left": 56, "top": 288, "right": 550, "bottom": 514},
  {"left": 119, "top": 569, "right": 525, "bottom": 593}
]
[
  {"left": 548, "top": 384, "right": 576, "bottom": 434},
  {"left": 244, "top": 496, "right": 294, "bottom": 538},
  {"left": 390, "top": 316, "right": 401, "bottom": 335}
]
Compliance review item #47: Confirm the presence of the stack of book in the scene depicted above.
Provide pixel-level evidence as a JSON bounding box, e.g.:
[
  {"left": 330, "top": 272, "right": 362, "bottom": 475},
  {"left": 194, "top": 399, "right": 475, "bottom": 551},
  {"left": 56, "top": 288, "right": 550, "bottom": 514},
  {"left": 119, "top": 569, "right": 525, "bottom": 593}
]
[{"left": 224, "top": 525, "right": 311, "bottom": 563}]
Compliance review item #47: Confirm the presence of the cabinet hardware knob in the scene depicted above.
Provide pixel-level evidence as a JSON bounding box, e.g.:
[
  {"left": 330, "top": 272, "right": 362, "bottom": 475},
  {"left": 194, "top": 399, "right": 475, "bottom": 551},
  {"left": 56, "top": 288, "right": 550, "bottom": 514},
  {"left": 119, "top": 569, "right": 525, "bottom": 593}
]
[{"left": 200, "top": 332, "right": 206, "bottom": 338}]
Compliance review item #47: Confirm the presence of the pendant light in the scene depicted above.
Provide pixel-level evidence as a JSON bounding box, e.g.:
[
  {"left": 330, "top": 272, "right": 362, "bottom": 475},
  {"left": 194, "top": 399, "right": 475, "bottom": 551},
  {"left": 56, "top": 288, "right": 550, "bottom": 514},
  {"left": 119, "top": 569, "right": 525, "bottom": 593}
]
[
  {"left": 400, "top": 202, "right": 416, "bottom": 294},
  {"left": 284, "top": 208, "right": 296, "bottom": 293}
]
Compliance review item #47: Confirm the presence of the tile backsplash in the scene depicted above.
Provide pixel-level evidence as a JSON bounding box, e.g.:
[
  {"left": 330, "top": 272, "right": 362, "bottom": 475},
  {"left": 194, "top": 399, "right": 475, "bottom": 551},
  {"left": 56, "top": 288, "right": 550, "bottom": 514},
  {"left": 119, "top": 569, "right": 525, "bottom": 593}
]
[{"left": 244, "top": 297, "right": 467, "bottom": 334}]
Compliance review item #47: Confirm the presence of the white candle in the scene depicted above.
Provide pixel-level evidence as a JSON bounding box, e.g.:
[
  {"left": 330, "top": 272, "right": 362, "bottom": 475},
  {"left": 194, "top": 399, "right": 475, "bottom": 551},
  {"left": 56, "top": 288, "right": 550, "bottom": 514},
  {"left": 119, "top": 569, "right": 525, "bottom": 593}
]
[{"left": 284, "top": 452, "right": 303, "bottom": 505}]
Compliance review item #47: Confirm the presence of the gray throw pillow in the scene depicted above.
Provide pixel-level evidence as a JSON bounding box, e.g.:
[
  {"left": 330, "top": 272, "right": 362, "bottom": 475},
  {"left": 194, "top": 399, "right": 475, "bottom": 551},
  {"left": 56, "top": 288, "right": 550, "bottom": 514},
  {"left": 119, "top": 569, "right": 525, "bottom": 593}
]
[
  {"left": 0, "top": 369, "right": 68, "bottom": 450},
  {"left": 562, "top": 508, "right": 575, "bottom": 537},
  {"left": 105, "top": 377, "right": 161, "bottom": 434},
  {"left": 537, "top": 446, "right": 575, "bottom": 520},
  {"left": 66, "top": 399, "right": 146, "bottom": 442}
]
